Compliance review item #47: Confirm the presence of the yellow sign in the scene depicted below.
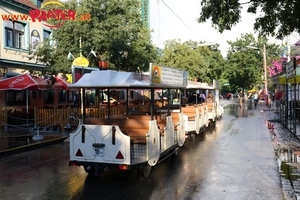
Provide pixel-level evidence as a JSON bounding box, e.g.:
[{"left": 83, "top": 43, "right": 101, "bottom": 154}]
[
  {"left": 72, "top": 56, "right": 89, "bottom": 67},
  {"left": 65, "top": 74, "right": 72, "bottom": 83},
  {"left": 278, "top": 67, "right": 300, "bottom": 84},
  {"left": 151, "top": 65, "right": 161, "bottom": 84}
]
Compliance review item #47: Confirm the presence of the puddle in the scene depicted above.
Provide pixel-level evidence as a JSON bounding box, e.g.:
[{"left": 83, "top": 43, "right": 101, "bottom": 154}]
[
  {"left": 277, "top": 149, "right": 300, "bottom": 177},
  {"left": 0, "top": 129, "right": 64, "bottom": 151},
  {"left": 276, "top": 148, "right": 300, "bottom": 199}
]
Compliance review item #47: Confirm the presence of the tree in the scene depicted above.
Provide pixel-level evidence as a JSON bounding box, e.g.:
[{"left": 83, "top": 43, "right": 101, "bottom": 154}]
[
  {"left": 198, "top": 0, "right": 300, "bottom": 39},
  {"left": 225, "top": 33, "right": 280, "bottom": 91},
  {"left": 157, "top": 39, "right": 225, "bottom": 83},
  {"left": 29, "top": 0, "right": 157, "bottom": 75}
]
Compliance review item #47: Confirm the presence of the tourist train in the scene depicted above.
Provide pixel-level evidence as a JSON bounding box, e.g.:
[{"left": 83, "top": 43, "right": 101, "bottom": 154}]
[{"left": 68, "top": 63, "right": 224, "bottom": 177}]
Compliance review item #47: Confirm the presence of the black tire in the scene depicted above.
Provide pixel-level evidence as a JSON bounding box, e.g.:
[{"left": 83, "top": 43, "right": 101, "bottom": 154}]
[
  {"left": 70, "top": 118, "right": 79, "bottom": 131},
  {"left": 173, "top": 147, "right": 180, "bottom": 156},
  {"left": 138, "top": 165, "right": 152, "bottom": 178},
  {"left": 84, "top": 165, "right": 94, "bottom": 174}
]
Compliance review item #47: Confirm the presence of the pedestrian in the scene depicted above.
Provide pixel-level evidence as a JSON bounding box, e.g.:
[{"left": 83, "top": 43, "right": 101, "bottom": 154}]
[
  {"left": 275, "top": 89, "right": 282, "bottom": 111},
  {"left": 238, "top": 90, "right": 245, "bottom": 108},
  {"left": 200, "top": 91, "right": 206, "bottom": 101},
  {"left": 207, "top": 92, "right": 214, "bottom": 102},
  {"left": 226, "top": 93, "right": 231, "bottom": 100},
  {"left": 248, "top": 92, "right": 253, "bottom": 108},
  {"left": 253, "top": 92, "right": 258, "bottom": 108}
]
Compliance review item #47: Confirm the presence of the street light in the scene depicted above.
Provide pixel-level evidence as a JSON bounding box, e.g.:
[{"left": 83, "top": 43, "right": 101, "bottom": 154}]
[
  {"left": 0, "top": 67, "right": 8, "bottom": 79},
  {"left": 246, "top": 45, "right": 268, "bottom": 105}
]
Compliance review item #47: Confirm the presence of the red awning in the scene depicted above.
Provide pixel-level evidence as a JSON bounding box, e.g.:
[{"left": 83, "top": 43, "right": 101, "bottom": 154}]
[
  {"left": 55, "top": 76, "right": 69, "bottom": 90},
  {"left": 0, "top": 74, "right": 68, "bottom": 90}
]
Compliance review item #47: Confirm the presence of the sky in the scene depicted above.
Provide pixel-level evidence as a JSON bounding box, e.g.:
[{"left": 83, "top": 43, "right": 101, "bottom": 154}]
[{"left": 149, "top": 0, "right": 299, "bottom": 57}]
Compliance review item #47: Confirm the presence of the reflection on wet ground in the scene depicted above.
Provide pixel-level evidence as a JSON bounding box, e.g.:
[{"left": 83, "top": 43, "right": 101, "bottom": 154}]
[
  {"left": 228, "top": 102, "right": 300, "bottom": 199},
  {"left": 0, "top": 101, "right": 289, "bottom": 200},
  {"left": 0, "top": 128, "right": 66, "bottom": 152},
  {"left": 225, "top": 104, "right": 252, "bottom": 118},
  {"left": 263, "top": 109, "right": 300, "bottom": 199},
  {"left": 277, "top": 148, "right": 300, "bottom": 199}
]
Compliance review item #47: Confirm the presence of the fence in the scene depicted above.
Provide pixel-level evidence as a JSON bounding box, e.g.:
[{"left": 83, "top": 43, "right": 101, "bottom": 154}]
[
  {"left": 0, "top": 110, "right": 7, "bottom": 129},
  {"left": 0, "top": 106, "right": 123, "bottom": 132},
  {"left": 0, "top": 102, "right": 171, "bottom": 131}
]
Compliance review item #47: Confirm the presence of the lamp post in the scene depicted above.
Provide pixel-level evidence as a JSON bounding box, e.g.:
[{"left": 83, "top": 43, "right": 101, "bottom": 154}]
[
  {"left": 263, "top": 45, "right": 268, "bottom": 106},
  {"left": 246, "top": 45, "right": 268, "bottom": 105},
  {"left": 0, "top": 67, "right": 8, "bottom": 79}
]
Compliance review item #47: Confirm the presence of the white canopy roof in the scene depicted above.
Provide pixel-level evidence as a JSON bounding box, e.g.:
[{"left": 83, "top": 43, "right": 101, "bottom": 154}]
[
  {"left": 68, "top": 70, "right": 185, "bottom": 89},
  {"left": 68, "top": 70, "right": 219, "bottom": 90},
  {"left": 186, "top": 80, "right": 214, "bottom": 89}
]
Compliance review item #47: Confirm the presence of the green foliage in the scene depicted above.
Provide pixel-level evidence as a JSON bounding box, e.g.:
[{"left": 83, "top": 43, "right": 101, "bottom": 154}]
[
  {"left": 29, "top": 0, "right": 157, "bottom": 75},
  {"left": 225, "top": 33, "right": 281, "bottom": 91},
  {"left": 198, "top": 0, "right": 300, "bottom": 39},
  {"left": 157, "top": 39, "right": 225, "bottom": 83}
]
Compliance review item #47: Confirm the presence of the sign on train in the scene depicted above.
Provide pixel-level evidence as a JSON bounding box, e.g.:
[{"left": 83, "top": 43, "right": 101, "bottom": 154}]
[{"left": 150, "top": 64, "right": 188, "bottom": 86}]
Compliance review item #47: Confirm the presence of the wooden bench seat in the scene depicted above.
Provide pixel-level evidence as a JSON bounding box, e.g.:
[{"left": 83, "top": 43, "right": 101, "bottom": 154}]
[
  {"left": 182, "top": 106, "right": 196, "bottom": 120},
  {"left": 127, "top": 114, "right": 151, "bottom": 120},
  {"left": 170, "top": 112, "right": 179, "bottom": 129},
  {"left": 85, "top": 118, "right": 150, "bottom": 144},
  {"left": 206, "top": 102, "right": 215, "bottom": 112},
  {"left": 129, "top": 113, "right": 166, "bottom": 134},
  {"left": 198, "top": 105, "right": 203, "bottom": 113}
]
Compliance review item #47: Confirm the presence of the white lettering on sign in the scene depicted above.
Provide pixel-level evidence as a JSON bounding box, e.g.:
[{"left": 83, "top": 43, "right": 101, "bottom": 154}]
[{"left": 9, "top": 77, "right": 24, "bottom": 88}]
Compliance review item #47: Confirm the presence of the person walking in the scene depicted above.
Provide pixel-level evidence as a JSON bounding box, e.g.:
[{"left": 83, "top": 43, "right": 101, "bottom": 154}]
[
  {"left": 248, "top": 92, "right": 253, "bottom": 108},
  {"left": 238, "top": 90, "right": 245, "bottom": 108},
  {"left": 253, "top": 92, "right": 259, "bottom": 108},
  {"left": 275, "top": 89, "right": 282, "bottom": 111}
]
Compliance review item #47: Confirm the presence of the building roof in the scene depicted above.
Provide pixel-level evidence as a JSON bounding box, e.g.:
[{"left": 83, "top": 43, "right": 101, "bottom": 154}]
[{"left": 11, "top": 0, "right": 38, "bottom": 9}]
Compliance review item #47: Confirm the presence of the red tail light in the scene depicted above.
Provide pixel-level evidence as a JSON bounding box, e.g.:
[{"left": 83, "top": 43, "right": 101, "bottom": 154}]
[{"left": 118, "top": 165, "right": 128, "bottom": 170}]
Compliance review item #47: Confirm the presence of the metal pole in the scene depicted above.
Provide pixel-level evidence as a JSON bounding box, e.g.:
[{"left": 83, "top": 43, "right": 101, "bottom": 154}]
[
  {"left": 79, "top": 37, "right": 82, "bottom": 57},
  {"left": 263, "top": 45, "right": 268, "bottom": 105}
]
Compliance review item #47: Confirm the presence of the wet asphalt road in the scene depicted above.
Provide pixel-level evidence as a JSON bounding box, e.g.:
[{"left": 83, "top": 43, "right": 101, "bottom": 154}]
[{"left": 0, "top": 101, "right": 285, "bottom": 200}]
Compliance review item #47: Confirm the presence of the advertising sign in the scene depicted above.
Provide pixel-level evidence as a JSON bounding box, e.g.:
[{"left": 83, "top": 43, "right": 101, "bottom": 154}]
[
  {"left": 286, "top": 59, "right": 295, "bottom": 80},
  {"left": 1, "top": 1, "right": 90, "bottom": 29},
  {"left": 149, "top": 63, "right": 188, "bottom": 87},
  {"left": 72, "top": 56, "right": 89, "bottom": 67}
]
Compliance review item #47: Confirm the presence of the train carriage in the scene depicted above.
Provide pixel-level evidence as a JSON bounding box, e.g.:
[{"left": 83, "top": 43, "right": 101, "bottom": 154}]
[
  {"left": 182, "top": 80, "right": 223, "bottom": 134},
  {"left": 68, "top": 64, "right": 223, "bottom": 177},
  {"left": 68, "top": 64, "right": 187, "bottom": 177}
]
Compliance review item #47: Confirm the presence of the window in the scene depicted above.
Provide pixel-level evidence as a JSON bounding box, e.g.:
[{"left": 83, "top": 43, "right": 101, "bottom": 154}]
[
  {"left": 4, "top": 20, "right": 25, "bottom": 49},
  {"left": 43, "top": 30, "right": 50, "bottom": 41},
  {"left": 37, "top": 0, "right": 44, "bottom": 8},
  {"left": 44, "top": 90, "right": 54, "bottom": 104},
  {"left": 85, "top": 90, "right": 95, "bottom": 106},
  {"left": 32, "top": 91, "right": 42, "bottom": 99},
  {"left": 58, "top": 90, "right": 66, "bottom": 103},
  {"left": 6, "top": 91, "right": 26, "bottom": 106},
  {"left": 43, "top": 29, "right": 53, "bottom": 47}
]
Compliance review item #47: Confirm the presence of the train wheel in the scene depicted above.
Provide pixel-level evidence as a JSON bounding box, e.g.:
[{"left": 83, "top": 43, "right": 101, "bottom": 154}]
[
  {"left": 84, "top": 165, "right": 94, "bottom": 174},
  {"left": 173, "top": 147, "right": 180, "bottom": 156},
  {"left": 138, "top": 165, "right": 152, "bottom": 178}
]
